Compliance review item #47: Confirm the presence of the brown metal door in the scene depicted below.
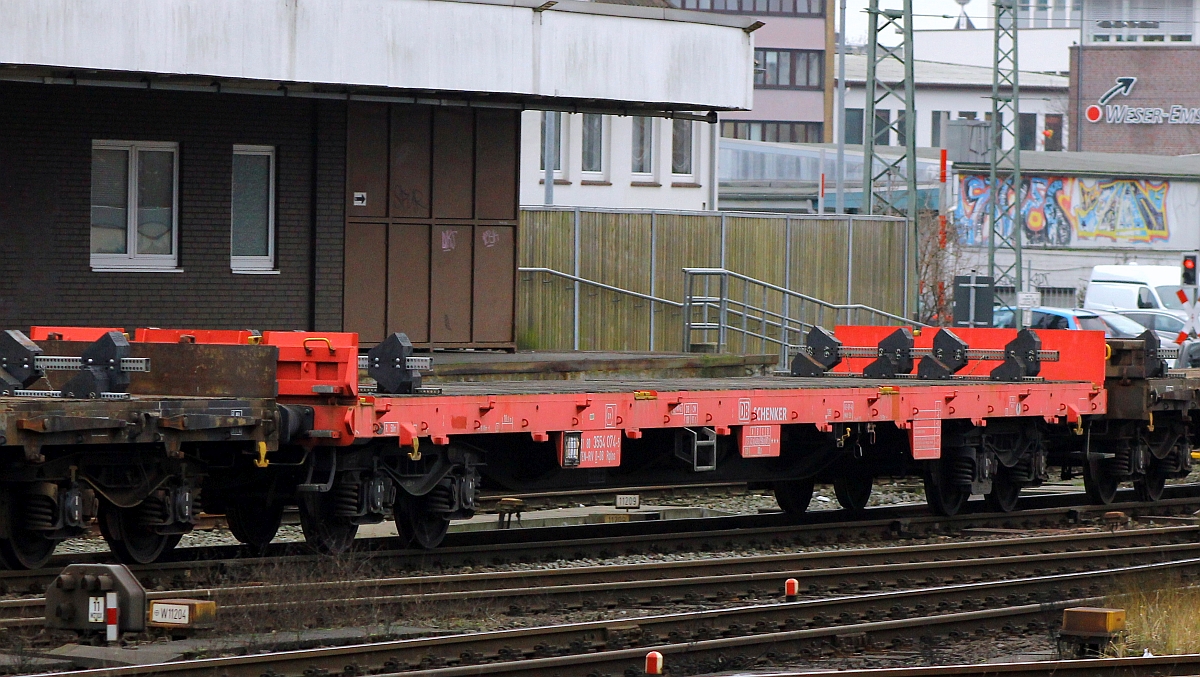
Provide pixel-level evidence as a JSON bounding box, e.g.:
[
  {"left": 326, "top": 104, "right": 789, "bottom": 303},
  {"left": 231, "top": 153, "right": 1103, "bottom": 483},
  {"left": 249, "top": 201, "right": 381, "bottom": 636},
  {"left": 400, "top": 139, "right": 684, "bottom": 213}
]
[
  {"left": 346, "top": 103, "right": 389, "bottom": 218},
  {"left": 387, "top": 223, "right": 430, "bottom": 343},
  {"left": 343, "top": 222, "right": 387, "bottom": 343},
  {"left": 429, "top": 225, "right": 473, "bottom": 343},
  {"left": 391, "top": 106, "right": 432, "bottom": 219},
  {"left": 472, "top": 225, "right": 514, "bottom": 343},
  {"left": 474, "top": 109, "right": 519, "bottom": 220},
  {"left": 432, "top": 109, "right": 474, "bottom": 219}
]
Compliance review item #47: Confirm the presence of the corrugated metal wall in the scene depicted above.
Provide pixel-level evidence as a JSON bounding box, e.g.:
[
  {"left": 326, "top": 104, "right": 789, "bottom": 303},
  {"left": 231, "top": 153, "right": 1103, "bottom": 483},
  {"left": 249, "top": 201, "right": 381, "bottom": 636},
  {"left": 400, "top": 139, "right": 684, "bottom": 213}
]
[{"left": 517, "top": 208, "right": 910, "bottom": 352}]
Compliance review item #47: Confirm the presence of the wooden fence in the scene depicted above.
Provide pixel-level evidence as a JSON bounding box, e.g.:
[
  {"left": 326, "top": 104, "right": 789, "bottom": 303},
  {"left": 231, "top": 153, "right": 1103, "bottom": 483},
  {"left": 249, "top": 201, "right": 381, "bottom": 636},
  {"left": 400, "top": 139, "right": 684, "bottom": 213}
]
[{"left": 517, "top": 207, "right": 911, "bottom": 353}]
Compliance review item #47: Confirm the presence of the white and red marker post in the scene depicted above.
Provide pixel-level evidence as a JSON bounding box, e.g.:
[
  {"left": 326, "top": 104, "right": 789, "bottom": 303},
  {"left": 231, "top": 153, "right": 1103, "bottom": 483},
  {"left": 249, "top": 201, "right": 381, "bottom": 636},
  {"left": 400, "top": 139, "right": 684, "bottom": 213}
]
[
  {"left": 645, "top": 651, "right": 665, "bottom": 675},
  {"left": 1176, "top": 288, "right": 1196, "bottom": 345},
  {"left": 105, "top": 591, "right": 119, "bottom": 642}
]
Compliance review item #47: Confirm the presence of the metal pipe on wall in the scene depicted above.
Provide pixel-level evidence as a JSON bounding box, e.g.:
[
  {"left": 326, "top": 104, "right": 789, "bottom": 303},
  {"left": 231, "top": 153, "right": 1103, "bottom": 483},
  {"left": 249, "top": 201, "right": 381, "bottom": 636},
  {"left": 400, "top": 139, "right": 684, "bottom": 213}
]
[
  {"left": 543, "top": 112, "right": 557, "bottom": 205},
  {"left": 835, "top": 0, "right": 847, "bottom": 214},
  {"left": 573, "top": 206, "right": 580, "bottom": 350},
  {"left": 709, "top": 120, "right": 720, "bottom": 210}
]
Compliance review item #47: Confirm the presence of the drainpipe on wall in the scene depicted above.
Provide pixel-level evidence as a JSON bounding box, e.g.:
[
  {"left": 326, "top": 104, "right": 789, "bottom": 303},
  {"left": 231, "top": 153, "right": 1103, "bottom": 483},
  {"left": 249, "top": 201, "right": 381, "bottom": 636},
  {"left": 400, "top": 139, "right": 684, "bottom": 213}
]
[
  {"left": 544, "top": 112, "right": 556, "bottom": 205},
  {"left": 835, "top": 0, "right": 847, "bottom": 214},
  {"left": 709, "top": 120, "right": 719, "bottom": 210}
]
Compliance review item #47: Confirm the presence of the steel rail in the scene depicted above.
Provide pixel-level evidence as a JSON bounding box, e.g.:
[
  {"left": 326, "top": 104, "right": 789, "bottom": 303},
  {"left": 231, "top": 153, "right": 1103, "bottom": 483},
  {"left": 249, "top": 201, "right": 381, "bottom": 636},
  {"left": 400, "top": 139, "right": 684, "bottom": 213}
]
[
  {"left": 473, "top": 481, "right": 752, "bottom": 512},
  {"left": 3, "top": 525, "right": 1190, "bottom": 628},
  {"left": 6, "top": 489, "right": 1199, "bottom": 598},
  {"left": 749, "top": 654, "right": 1200, "bottom": 677},
  {"left": 24, "top": 557, "right": 1200, "bottom": 677},
  {"left": 178, "top": 534, "right": 1200, "bottom": 618}
]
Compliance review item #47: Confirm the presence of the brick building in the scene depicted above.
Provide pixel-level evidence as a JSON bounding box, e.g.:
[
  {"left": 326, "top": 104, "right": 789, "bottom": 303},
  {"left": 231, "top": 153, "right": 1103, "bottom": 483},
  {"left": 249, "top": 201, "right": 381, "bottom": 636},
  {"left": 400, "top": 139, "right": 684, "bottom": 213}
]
[
  {"left": 1070, "top": 45, "right": 1200, "bottom": 154},
  {"left": 1069, "top": 0, "right": 1200, "bottom": 154},
  {"left": 0, "top": 0, "right": 754, "bottom": 348}
]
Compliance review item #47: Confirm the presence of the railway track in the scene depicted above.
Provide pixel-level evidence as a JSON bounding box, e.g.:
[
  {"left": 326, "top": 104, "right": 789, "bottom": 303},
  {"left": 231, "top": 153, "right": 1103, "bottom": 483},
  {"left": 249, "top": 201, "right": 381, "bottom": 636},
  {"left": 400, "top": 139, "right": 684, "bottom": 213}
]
[
  {"left": 4, "top": 487, "right": 1198, "bottom": 597},
  {"left": 750, "top": 655, "right": 1200, "bottom": 677},
  {"left": 158, "top": 483, "right": 758, "bottom": 535},
  {"left": 3, "top": 524, "right": 1197, "bottom": 628},
  {"left": 473, "top": 482, "right": 754, "bottom": 512},
  {"left": 25, "top": 556, "right": 1200, "bottom": 677}
]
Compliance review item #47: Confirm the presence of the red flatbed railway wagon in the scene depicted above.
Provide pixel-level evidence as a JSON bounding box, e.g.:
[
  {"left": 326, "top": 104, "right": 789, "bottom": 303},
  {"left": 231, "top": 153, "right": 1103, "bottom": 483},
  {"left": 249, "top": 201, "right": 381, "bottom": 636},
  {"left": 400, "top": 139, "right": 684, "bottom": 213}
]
[{"left": 0, "top": 324, "right": 1193, "bottom": 569}]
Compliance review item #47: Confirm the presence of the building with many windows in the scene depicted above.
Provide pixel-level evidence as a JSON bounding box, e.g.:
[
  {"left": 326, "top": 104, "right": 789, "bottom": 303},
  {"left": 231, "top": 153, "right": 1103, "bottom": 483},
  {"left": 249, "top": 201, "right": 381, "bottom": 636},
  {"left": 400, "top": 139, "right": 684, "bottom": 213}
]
[
  {"left": 518, "top": 112, "right": 720, "bottom": 210},
  {"left": 836, "top": 55, "right": 1069, "bottom": 151},
  {"left": 520, "top": 0, "right": 829, "bottom": 209},
  {"left": 706, "top": 0, "right": 832, "bottom": 145},
  {"left": 0, "top": 0, "right": 754, "bottom": 344}
]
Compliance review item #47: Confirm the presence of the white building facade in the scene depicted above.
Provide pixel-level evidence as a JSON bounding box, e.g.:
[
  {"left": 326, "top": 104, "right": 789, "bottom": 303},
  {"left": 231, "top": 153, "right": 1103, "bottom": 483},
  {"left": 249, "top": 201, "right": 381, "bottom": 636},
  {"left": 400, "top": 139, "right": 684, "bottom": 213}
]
[
  {"left": 835, "top": 55, "right": 1069, "bottom": 151},
  {"left": 519, "top": 112, "right": 720, "bottom": 210}
]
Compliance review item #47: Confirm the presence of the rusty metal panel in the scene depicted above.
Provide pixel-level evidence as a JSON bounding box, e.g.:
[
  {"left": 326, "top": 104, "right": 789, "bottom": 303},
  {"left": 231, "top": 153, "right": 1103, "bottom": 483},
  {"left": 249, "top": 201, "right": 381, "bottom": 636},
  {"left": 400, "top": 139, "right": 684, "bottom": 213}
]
[
  {"left": 517, "top": 209, "right": 575, "bottom": 350},
  {"left": 346, "top": 102, "right": 389, "bottom": 218},
  {"left": 474, "top": 109, "right": 519, "bottom": 221},
  {"left": 390, "top": 105, "right": 432, "bottom": 219},
  {"left": 35, "top": 341, "right": 278, "bottom": 398},
  {"left": 432, "top": 108, "right": 474, "bottom": 219},
  {"left": 388, "top": 223, "right": 430, "bottom": 343},
  {"left": 343, "top": 222, "right": 388, "bottom": 344},
  {"left": 430, "top": 225, "right": 473, "bottom": 343},
  {"left": 472, "top": 225, "right": 515, "bottom": 342},
  {"left": 578, "top": 211, "right": 652, "bottom": 351}
]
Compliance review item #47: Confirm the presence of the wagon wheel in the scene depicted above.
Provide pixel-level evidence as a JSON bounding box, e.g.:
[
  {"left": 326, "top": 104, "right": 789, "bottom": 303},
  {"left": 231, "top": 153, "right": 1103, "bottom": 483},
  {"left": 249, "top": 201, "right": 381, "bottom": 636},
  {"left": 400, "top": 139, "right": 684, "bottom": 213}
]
[
  {"left": 773, "top": 478, "right": 815, "bottom": 515},
  {"left": 99, "top": 502, "right": 183, "bottom": 565},
  {"left": 833, "top": 472, "right": 873, "bottom": 512},
  {"left": 1133, "top": 470, "right": 1167, "bottom": 503},
  {"left": 1082, "top": 456, "right": 1120, "bottom": 505},
  {"left": 298, "top": 492, "right": 358, "bottom": 555},
  {"left": 0, "top": 530, "right": 58, "bottom": 570},
  {"left": 226, "top": 501, "right": 284, "bottom": 549},
  {"left": 397, "top": 496, "right": 450, "bottom": 550},
  {"left": 923, "top": 460, "right": 966, "bottom": 517},
  {"left": 0, "top": 495, "right": 59, "bottom": 570},
  {"left": 984, "top": 469, "right": 1021, "bottom": 513}
]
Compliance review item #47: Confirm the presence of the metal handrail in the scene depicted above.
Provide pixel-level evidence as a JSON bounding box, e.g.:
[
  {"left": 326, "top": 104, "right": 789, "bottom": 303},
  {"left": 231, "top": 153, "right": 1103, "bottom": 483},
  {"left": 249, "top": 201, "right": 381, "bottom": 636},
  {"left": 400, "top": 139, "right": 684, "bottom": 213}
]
[
  {"left": 519, "top": 267, "right": 683, "bottom": 307},
  {"left": 682, "top": 267, "right": 927, "bottom": 369},
  {"left": 683, "top": 268, "right": 918, "bottom": 326},
  {"left": 518, "top": 266, "right": 683, "bottom": 351}
]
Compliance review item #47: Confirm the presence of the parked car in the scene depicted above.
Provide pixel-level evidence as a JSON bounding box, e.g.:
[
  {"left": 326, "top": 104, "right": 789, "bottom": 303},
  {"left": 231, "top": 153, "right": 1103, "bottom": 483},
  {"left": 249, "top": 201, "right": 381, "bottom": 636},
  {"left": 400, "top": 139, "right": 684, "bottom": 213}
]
[
  {"left": 1093, "top": 310, "right": 1154, "bottom": 339},
  {"left": 1114, "top": 309, "right": 1187, "bottom": 345},
  {"left": 1084, "top": 264, "right": 1185, "bottom": 312},
  {"left": 993, "top": 306, "right": 1148, "bottom": 339}
]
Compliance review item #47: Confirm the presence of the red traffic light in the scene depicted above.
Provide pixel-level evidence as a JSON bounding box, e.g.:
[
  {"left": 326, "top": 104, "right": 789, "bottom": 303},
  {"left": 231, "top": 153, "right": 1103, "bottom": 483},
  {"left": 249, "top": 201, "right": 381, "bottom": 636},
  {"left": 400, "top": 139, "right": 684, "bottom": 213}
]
[
  {"left": 1186, "top": 257, "right": 1196, "bottom": 270},
  {"left": 1185, "top": 255, "right": 1198, "bottom": 286}
]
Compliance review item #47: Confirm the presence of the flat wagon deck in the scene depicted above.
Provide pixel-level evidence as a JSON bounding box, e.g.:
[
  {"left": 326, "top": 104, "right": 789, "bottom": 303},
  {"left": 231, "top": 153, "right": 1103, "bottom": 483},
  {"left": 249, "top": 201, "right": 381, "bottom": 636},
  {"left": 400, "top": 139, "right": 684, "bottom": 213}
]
[{"left": 0, "top": 323, "right": 1193, "bottom": 569}]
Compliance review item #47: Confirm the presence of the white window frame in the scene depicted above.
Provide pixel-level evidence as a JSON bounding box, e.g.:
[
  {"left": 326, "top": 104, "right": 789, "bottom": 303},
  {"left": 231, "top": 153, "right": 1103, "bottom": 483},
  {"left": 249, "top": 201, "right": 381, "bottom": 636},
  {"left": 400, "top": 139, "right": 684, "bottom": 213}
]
[
  {"left": 90, "top": 140, "right": 180, "bottom": 272},
  {"left": 631, "top": 116, "right": 656, "bottom": 180},
  {"left": 540, "top": 111, "right": 567, "bottom": 180},
  {"left": 581, "top": 113, "right": 608, "bottom": 179},
  {"left": 671, "top": 119, "right": 697, "bottom": 181},
  {"left": 231, "top": 145, "right": 277, "bottom": 273}
]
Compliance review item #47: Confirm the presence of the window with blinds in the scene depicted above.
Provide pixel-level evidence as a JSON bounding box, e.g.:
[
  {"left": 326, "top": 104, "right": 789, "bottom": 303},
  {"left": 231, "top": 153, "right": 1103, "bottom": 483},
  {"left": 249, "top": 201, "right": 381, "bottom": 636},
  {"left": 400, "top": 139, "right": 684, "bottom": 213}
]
[{"left": 1087, "top": 0, "right": 1193, "bottom": 42}]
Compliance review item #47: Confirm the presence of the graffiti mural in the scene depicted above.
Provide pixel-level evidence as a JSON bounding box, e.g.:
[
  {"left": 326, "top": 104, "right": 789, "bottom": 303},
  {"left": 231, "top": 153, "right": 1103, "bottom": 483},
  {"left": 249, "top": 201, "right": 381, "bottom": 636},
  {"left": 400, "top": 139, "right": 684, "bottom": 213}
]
[{"left": 954, "top": 175, "right": 1170, "bottom": 247}]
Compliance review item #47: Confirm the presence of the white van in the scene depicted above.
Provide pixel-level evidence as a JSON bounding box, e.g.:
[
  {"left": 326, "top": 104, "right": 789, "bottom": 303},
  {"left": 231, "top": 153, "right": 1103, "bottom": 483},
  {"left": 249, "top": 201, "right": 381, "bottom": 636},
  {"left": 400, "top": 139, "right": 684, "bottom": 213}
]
[{"left": 1083, "top": 264, "right": 1186, "bottom": 312}]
